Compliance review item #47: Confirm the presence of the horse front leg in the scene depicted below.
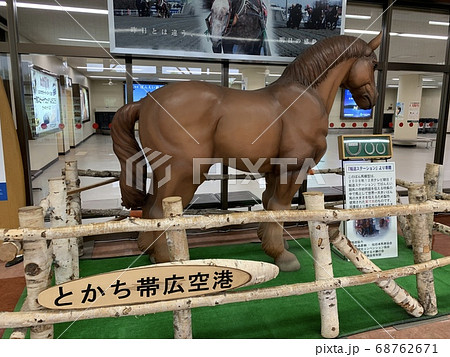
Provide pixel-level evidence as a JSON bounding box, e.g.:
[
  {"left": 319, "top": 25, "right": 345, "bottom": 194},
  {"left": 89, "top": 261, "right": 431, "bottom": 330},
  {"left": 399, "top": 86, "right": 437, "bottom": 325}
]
[{"left": 259, "top": 171, "right": 301, "bottom": 272}]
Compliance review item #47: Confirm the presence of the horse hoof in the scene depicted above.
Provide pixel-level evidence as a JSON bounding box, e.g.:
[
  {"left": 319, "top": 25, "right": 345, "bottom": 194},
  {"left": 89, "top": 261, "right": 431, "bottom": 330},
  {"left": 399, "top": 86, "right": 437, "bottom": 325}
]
[{"left": 275, "top": 251, "right": 300, "bottom": 272}]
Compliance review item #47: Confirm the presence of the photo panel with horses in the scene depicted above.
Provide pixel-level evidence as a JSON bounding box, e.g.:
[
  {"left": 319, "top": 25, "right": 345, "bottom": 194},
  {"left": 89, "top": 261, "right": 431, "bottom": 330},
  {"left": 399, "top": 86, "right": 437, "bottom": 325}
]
[{"left": 109, "top": 0, "right": 345, "bottom": 61}]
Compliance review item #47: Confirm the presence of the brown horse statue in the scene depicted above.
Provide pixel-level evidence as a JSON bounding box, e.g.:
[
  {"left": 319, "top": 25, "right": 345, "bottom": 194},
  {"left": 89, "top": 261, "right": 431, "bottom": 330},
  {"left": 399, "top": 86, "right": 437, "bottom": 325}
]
[{"left": 111, "top": 34, "right": 381, "bottom": 271}]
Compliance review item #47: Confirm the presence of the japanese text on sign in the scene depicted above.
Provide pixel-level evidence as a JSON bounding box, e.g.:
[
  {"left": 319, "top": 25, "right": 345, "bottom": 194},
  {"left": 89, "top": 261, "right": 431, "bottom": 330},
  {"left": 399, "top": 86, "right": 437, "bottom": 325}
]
[
  {"left": 38, "top": 264, "right": 254, "bottom": 310},
  {"left": 344, "top": 162, "right": 398, "bottom": 259}
]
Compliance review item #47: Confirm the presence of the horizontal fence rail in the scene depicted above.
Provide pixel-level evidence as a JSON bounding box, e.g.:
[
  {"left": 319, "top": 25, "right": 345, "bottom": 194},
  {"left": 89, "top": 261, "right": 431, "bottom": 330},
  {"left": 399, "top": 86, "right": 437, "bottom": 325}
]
[
  {"left": 1, "top": 256, "right": 448, "bottom": 329},
  {"left": 1, "top": 200, "right": 450, "bottom": 241}
]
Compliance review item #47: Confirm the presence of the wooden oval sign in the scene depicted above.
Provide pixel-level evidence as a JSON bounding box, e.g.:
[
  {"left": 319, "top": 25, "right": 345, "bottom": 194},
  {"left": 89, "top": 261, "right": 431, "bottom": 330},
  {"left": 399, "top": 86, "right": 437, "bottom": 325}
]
[{"left": 38, "top": 259, "right": 279, "bottom": 309}]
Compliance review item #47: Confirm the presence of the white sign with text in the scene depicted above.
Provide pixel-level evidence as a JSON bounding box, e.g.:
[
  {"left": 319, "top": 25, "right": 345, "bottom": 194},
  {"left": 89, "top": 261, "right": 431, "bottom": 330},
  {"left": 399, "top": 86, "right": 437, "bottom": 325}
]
[{"left": 344, "top": 162, "right": 398, "bottom": 259}]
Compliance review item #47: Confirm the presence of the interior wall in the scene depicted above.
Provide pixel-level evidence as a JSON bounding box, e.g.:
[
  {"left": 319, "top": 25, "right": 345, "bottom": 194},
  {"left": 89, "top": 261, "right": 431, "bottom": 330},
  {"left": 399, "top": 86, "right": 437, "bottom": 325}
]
[
  {"left": 90, "top": 81, "right": 124, "bottom": 112},
  {"left": 421, "top": 88, "right": 441, "bottom": 118}
]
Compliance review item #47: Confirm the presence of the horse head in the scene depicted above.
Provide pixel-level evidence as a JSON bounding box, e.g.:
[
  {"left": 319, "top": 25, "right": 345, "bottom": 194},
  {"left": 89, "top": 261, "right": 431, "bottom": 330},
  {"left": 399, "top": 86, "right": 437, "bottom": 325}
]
[
  {"left": 209, "top": 0, "right": 233, "bottom": 53},
  {"left": 342, "top": 33, "right": 382, "bottom": 109}
]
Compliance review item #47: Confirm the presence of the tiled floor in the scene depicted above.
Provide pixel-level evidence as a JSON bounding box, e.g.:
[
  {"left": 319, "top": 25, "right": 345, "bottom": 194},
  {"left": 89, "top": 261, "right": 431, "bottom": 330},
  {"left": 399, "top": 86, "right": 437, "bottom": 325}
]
[{"left": 2, "top": 131, "right": 450, "bottom": 339}]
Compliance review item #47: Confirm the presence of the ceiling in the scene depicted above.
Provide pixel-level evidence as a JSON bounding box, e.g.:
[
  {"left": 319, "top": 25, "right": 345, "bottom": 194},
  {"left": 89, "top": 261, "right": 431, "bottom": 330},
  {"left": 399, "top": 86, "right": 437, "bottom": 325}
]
[{"left": 0, "top": 0, "right": 448, "bottom": 87}]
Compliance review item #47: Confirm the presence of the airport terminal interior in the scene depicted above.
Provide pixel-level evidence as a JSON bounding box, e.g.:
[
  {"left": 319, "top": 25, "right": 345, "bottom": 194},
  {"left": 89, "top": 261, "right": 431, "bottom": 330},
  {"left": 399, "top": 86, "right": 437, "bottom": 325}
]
[{"left": 0, "top": 0, "right": 450, "bottom": 340}]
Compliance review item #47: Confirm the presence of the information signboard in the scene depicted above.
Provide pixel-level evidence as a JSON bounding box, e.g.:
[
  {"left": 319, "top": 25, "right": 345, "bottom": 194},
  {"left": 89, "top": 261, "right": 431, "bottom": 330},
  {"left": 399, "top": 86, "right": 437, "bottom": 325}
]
[
  {"left": 38, "top": 259, "right": 279, "bottom": 309},
  {"left": 338, "top": 135, "right": 393, "bottom": 160},
  {"left": 344, "top": 162, "right": 398, "bottom": 259}
]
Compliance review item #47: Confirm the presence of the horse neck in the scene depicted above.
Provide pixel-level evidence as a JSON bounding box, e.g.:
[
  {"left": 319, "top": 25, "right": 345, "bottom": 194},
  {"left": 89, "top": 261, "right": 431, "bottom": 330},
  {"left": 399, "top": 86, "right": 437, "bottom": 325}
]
[{"left": 315, "top": 59, "right": 356, "bottom": 114}]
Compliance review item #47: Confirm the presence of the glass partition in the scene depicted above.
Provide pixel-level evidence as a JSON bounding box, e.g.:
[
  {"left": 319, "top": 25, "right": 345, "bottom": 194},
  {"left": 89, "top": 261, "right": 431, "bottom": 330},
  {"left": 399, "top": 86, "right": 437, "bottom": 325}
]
[
  {"left": 0, "top": 1, "right": 109, "bottom": 47},
  {"left": 389, "top": 9, "right": 449, "bottom": 64}
]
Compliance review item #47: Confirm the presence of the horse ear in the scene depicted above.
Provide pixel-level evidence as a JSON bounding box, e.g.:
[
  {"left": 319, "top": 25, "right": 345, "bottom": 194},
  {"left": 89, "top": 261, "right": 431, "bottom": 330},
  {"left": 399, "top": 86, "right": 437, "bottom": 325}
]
[{"left": 368, "top": 32, "right": 382, "bottom": 51}]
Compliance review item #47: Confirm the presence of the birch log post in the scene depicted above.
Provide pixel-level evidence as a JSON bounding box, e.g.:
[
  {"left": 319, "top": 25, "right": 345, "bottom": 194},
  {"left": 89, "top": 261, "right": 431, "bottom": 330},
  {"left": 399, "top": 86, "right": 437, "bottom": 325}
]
[
  {"left": 424, "top": 163, "right": 440, "bottom": 247},
  {"left": 162, "top": 196, "right": 192, "bottom": 339},
  {"left": 48, "top": 177, "right": 77, "bottom": 284},
  {"left": 396, "top": 193, "right": 413, "bottom": 248},
  {"left": 19, "top": 206, "right": 53, "bottom": 339},
  {"left": 329, "top": 229, "right": 423, "bottom": 317},
  {"left": 408, "top": 185, "right": 438, "bottom": 316},
  {"left": 9, "top": 298, "right": 29, "bottom": 339},
  {"left": 436, "top": 192, "right": 450, "bottom": 200},
  {"left": 303, "top": 192, "right": 339, "bottom": 338},
  {"left": 433, "top": 222, "right": 450, "bottom": 235},
  {"left": 0, "top": 240, "right": 21, "bottom": 262},
  {"left": 65, "top": 160, "right": 81, "bottom": 276}
]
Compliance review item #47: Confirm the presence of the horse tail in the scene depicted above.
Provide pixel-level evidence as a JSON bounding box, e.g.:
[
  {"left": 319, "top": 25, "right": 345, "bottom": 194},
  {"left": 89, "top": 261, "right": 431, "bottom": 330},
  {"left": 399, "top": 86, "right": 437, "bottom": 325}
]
[{"left": 111, "top": 101, "right": 147, "bottom": 209}]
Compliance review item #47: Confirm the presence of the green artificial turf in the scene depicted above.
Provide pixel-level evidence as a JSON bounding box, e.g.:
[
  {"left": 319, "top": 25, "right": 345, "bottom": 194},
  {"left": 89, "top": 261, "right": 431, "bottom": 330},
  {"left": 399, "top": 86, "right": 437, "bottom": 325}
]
[{"left": 3, "top": 236, "right": 450, "bottom": 339}]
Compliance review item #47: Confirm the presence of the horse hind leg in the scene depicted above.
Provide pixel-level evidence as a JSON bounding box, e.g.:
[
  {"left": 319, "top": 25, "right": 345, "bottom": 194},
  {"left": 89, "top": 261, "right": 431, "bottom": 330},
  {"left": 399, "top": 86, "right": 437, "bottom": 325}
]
[
  {"left": 137, "top": 178, "right": 168, "bottom": 262},
  {"left": 138, "top": 165, "right": 198, "bottom": 263}
]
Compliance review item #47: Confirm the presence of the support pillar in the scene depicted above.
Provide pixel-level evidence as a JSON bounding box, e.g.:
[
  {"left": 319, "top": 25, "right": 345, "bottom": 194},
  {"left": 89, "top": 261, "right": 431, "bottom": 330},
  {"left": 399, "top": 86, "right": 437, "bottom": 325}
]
[{"left": 393, "top": 74, "right": 423, "bottom": 145}]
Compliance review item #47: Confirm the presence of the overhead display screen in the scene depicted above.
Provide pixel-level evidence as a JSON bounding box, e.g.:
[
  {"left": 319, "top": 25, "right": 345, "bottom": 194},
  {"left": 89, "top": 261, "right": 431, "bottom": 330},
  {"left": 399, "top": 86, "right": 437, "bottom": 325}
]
[
  {"left": 341, "top": 88, "right": 373, "bottom": 119},
  {"left": 125, "top": 83, "right": 165, "bottom": 103}
]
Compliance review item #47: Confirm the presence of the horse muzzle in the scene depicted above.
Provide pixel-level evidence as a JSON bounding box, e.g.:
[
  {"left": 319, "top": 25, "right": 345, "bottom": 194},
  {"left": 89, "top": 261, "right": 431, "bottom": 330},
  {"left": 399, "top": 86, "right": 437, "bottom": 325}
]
[
  {"left": 212, "top": 39, "right": 223, "bottom": 53},
  {"left": 359, "top": 93, "right": 377, "bottom": 109}
]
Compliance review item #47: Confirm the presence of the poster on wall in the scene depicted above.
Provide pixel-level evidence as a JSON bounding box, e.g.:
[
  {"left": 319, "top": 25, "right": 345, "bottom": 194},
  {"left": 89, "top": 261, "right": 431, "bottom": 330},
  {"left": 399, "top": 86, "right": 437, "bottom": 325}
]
[
  {"left": 108, "top": 0, "right": 345, "bottom": 62},
  {"left": 80, "top": 86, "right": 90, "bottom": 123},
  {"left": 0, "top": 122, "right": 7, "bottom": 201},
  {"left": 344, "top": 161, "right": 398, "bottom": 259},
  {"left": 30, "top": 68, "right": 62, "bottom": 136},
  {"left": 395, "top": 101, "right": 404, "bottom": 119}
]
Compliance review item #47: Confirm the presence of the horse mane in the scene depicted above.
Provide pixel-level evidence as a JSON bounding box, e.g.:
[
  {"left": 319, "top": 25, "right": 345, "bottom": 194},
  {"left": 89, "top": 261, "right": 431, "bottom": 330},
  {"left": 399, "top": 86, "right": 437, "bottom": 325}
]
[{"left": 277, "top": 35, "right": 376, "bottom": 87}]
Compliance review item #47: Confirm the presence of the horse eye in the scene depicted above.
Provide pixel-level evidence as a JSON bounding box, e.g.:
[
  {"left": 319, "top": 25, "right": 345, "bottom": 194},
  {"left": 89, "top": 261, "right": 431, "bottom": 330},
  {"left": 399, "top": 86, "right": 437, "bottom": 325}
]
[{"left": 373, "top": 63, "right": 378, "bottom": 70}]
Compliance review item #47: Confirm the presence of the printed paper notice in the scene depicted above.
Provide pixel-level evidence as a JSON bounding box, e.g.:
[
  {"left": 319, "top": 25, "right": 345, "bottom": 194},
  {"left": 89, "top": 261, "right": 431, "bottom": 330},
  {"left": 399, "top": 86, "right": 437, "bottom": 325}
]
[{"left": 409, "top": 101, "right": 420, "bottom": 120}]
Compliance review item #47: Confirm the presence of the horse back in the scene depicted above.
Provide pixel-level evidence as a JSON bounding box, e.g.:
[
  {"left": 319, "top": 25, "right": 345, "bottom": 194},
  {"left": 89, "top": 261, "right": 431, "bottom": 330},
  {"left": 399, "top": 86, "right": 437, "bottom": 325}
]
[{"left": 137, "top": 82, "right": 225, "bottom": 158}]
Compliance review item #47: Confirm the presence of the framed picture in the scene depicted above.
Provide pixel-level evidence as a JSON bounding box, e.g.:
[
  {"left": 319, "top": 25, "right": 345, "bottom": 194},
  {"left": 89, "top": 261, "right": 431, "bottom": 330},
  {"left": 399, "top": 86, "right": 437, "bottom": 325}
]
[
  {"left": 80, "top": 86, "right": 90, "bottom": 123},
  {"left": 26, "top": 67, "right": 62, "bottom": 138},
  {"left": 109, "top": 0, "right": 346, "bottom": 63},
  {"left": 72, "top": 84, "right": 91, "bottom": 125}
]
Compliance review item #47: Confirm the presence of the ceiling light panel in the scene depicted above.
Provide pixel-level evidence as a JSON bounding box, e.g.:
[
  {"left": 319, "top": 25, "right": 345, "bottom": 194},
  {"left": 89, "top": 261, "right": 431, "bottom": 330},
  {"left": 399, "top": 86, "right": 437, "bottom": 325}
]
[
  {"left": 429, "top": 21, "right": 449, "bottom": 27},
  {"left": 0, "top": 1, "right": 107, "bottom": 14},
  {"left": 389, "top": 8, "right": 449, "bottom": 64}
]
